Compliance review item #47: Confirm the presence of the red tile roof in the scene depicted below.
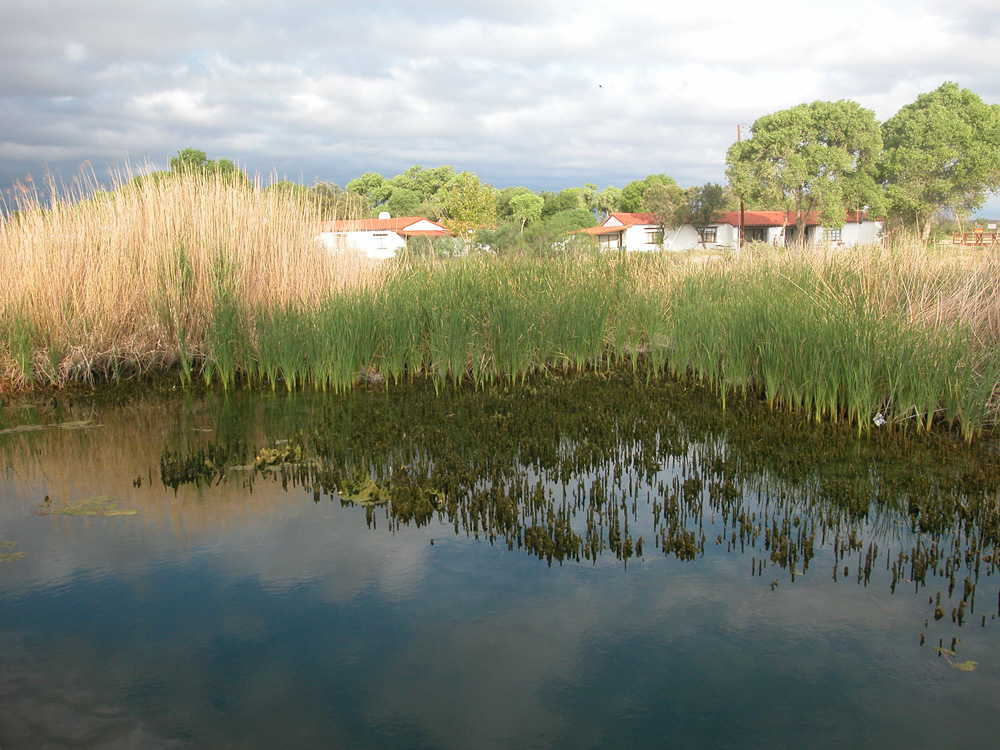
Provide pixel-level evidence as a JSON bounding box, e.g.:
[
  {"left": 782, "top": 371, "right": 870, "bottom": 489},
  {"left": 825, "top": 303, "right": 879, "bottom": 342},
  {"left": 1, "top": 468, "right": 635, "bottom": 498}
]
[
  {"left": 712, "top": 210, "right": 872, "bottom": 227},
  {"left": 578, "top": 225, "right": 626, "bottom": 236},
  {"left": 575, "top": 212, "right": 661, "bottom": 235},
  {"left": 606, "top": 212, "right": 660, "bottom": 226},
  {"left": 315, "top": 217, "right": 451, "bottom": 234}
]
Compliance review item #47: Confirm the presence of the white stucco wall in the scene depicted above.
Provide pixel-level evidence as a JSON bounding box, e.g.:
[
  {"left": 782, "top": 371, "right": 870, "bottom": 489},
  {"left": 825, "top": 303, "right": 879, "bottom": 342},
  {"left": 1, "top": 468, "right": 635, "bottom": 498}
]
[
  {"left": 623, "top": 225, "right": 663, "bottom": 251},
  {"left": 837, "top": 221, "right": 882, "bottom": 245},
  {"left": 725, "top": 221, "right": 881, "bottom": 248},
  {"left": 317, "top": 231, "right": 406, "bottom": 259}
]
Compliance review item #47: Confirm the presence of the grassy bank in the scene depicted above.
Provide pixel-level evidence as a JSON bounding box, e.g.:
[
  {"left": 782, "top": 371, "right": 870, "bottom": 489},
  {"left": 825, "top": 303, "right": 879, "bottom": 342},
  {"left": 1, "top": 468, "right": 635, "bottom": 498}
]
[{"left": 3, "top": 175, "right": 1000, "bottom": 440}]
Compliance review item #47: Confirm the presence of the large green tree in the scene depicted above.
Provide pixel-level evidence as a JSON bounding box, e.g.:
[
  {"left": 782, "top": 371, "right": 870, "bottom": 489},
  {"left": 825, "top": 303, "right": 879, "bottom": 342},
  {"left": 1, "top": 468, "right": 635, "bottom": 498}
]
[
  {"left": 132, "top": 148, "right": 248, "bottom": 187},
  {"left": 389, "top": 165, "right": 455, "bottom": 219},
  {"left": 595, "top": 186, "right": 622, "bottom": 219},
  {"left": 346, "top": 172, "right": 392, "bottom": 211},
  {"left": 382, "top": 187, "right": 421, "bottom": 217},
  {"left": 389, "top": 165, "right": 455, "bottom": 203},
  {"left": 641, "top": 182, "right": 684, "bottom": 246},
  {"left": 881, "top": 82, "right": 1000, "bottom": 239},
  {"left": 620, "top": 174, "right": 676, "bottom": 213},
  {"left": 168, "top": 148, "right": 246, "bottom": 183},
  {"left": 497, "top": 186, "right": 536, "bottom": 219},
  {"left": 509, "top": 191, "right": 544, "bottom": 232},
  {"left": 726, "top": 100, "right": 883, "bottom": 245},
  {"left": 675, "top": 183, "right": 732, "bottom": 245},
  {"left": 443, "top": 171, "right": 497, "bottom": 248}
]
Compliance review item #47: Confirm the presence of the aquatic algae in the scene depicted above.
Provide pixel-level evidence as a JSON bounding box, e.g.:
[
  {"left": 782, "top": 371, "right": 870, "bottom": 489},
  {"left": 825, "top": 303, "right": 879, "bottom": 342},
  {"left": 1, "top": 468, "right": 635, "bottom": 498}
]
[
  {"left": 949, "top": 660, "right": 978, "bottom": 672},
  {"left": 338, "top": 473, "right": 384, "bottom": 506},
  {"left": 52, "top": 496, "right": 138, "bottom": 517},
  {"left": 254, "top": 442, "right": 303, "bottom": 469},
  {"left": 0, "top": 540, "right": 28, "bottom": 563},
  {"left": 0, "top": 419, "right": 95, "bottom": 435}
]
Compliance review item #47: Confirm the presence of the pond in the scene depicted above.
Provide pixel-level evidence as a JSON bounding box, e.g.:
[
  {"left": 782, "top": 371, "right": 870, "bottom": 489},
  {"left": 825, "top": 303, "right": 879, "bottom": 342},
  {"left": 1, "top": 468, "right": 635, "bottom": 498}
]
[{"left": 1, "top": 371, "right": 998, "bottom": 749}]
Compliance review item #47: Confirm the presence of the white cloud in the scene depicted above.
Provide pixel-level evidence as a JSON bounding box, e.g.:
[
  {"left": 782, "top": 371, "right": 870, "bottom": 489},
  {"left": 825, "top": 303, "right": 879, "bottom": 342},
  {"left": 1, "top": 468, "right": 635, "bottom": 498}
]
[{"left": 1, "top": 0, "right": 999, "bottom": 200}]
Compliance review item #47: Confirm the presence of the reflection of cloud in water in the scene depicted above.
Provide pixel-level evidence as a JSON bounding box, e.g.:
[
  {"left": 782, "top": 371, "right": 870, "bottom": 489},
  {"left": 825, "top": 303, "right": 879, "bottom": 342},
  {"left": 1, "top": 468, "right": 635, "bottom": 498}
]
[
  {"left": 223, "top": 491, "right": 434, "bottom": 602},
  {"left": 367, "top": 587, "right": 599, "bottom": 749},
  {"left": 0, "top": 632, "right": 186, "bottom": 750},
  {"left": 1, "top": 461, "right": 434, "bottom": 604}
]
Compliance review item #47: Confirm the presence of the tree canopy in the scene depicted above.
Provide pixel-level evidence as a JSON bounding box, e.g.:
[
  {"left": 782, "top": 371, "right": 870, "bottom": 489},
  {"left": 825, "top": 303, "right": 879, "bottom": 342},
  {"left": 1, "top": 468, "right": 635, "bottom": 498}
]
[
  {"left": 346, "top": 172, "right": 392, "bottom": 209},
  {"left": 675, "top": 183, "right": 733, "bottom": 244},
  {"left": 509, "top": 191, "right": 544, "bottom": 232},
  {"left": 880, "top": 82, "right": 1000, "bottom": 239},
  {"left": 443, "top": 171, "right": 497, "bottom": 247},
  {"left": 726, "top": 100, "right": 883, "bottom": 244},
  {"left": 168, "top": 148, "right": 247, "bottom": 183},
  {"left": 131, "top": 148, "right": 249, "bottom": 188},
  {"left": 620, "top": 174, "right": 676, "bottom": 213}
]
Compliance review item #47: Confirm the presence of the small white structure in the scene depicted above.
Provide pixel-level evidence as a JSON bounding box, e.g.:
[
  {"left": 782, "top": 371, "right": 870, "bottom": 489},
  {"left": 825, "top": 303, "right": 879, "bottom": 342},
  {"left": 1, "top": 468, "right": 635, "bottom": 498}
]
[
  {"left": 316, "top": 214, "right": 453, "bottom": 259},
  {"left": 578, "top": 213, "right": 665, "bottom": 251},
  {"left": 580, "top": 211, "right": 882, "bottom": 251}
]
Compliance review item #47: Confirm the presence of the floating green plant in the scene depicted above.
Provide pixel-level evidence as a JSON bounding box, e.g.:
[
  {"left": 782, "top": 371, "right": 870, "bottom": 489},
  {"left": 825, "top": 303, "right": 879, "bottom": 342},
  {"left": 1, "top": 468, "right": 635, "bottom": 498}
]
[
  {"left": 0, "top": 540, "right": 28, "bottom": 563},
  {"left": 0, "top": 420, "right": 95, "bottom": 435},
  {"left": 949, "top": 659, "right": 978, "bottom": 672},
  {"left": 254, "top": 441, "right": 303, "bottom": 469},
  {"left": 52, "top": 496, "right": 138, "bottom": 517},
  {"left": 337, "top": 472, "right": 384, "bottom": 506}
]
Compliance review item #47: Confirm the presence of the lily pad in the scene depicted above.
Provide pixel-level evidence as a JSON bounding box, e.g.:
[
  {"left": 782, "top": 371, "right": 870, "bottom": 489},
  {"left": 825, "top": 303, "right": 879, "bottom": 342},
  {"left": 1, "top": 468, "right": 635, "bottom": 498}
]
[{"left": 52, "top": 496, "right": 138, "bottom": 517}]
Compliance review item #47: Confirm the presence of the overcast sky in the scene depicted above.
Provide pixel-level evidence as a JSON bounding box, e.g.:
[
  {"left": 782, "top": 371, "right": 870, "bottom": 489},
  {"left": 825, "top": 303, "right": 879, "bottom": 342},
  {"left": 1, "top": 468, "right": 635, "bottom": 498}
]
[{"left": 3, "top": 0, "right": 1000, "bottom": 212}]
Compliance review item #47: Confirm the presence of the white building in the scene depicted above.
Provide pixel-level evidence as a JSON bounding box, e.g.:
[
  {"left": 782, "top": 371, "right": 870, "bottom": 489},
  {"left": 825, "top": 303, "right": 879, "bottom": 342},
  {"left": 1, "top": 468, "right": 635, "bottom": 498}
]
[
  {"left": 578, "top": 213, "right": 665, "bottom": 251},
  {"left": 316, "top": 214, "right": 453, "bottom": 259},
  {"left": 580, "top": 211, "right": 882, "bottom": 251}
]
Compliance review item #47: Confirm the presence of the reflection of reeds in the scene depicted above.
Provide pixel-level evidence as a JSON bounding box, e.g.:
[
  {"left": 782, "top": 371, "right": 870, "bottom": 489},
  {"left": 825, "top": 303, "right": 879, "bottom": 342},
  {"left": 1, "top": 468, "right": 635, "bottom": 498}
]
[{"left": 3, "top": 370, "right": 998, "bottom": 605}]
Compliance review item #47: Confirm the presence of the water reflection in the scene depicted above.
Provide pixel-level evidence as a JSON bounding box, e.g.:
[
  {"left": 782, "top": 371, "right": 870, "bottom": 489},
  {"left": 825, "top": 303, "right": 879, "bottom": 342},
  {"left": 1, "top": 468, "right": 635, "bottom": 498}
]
[{"left": 1, "top": 371, "right": 999, "bottom": 748}]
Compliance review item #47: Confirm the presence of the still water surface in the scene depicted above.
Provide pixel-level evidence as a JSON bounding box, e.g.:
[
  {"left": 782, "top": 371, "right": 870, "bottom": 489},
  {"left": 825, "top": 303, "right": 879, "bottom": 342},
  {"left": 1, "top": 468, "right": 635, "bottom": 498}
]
[{"left": 1, "top": 374, "right": 998, "bottom": 748}]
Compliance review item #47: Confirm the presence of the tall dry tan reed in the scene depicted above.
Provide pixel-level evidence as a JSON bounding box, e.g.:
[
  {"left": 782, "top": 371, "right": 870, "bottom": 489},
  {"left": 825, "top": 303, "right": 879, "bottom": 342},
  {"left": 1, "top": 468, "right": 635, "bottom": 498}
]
[{"left": 0, "top": 170, "right": 380, "bottom": 387}]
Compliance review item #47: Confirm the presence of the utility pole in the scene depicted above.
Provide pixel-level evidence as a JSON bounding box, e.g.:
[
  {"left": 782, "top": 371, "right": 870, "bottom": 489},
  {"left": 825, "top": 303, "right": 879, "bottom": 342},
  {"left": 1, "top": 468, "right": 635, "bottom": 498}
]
[{"left": 737, "top": 124, "right": 745, "bottom": 249}]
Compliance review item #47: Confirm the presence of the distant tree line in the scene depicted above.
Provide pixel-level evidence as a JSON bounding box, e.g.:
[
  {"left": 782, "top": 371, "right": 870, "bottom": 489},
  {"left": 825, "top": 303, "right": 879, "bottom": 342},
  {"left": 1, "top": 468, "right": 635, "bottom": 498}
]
[
  {"left": 727, "top": 82, "right": 1000, "bottom": 241},
  {"left": 134, "top": 81, "right": 998, "bottom": 251}
]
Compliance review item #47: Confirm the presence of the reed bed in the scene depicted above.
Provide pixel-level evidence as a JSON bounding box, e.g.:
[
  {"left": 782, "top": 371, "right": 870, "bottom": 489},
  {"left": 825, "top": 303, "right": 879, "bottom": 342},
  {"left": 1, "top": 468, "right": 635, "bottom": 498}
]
[
  {"left": 0, "top": 171, "right": 381, "bottom": 388},
  {"left": 667, "top": 243, "right": 1000, "bottom": 441},
  {"left": 3, "top": 174, "right": 1000, "bottom": 440}
]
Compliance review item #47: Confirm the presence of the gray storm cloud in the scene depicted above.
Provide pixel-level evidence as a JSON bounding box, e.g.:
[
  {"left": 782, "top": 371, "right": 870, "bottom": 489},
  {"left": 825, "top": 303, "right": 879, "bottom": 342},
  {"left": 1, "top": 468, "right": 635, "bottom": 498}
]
[{"left": 2, "top": 0, "right": 999, "bottom": 199}]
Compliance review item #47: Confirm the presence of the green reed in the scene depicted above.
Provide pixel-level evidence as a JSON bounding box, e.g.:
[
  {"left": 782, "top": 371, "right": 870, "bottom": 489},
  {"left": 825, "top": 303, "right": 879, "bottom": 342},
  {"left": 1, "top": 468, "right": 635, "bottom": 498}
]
[
  {"left": 202, "top": 251, "right": 250, "bottom": 390},
  {"left": 254, "top": 302, "right": 309, "bottom": 390},
  {"left": 7, "top": 224, "right": 1000, "bottom": 442},
  {"left": 3, "top": 312, "right": 36, "bottom": 388},
  {"left": 663, "top": 250, "right": 1000, "bottom": 441}
]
